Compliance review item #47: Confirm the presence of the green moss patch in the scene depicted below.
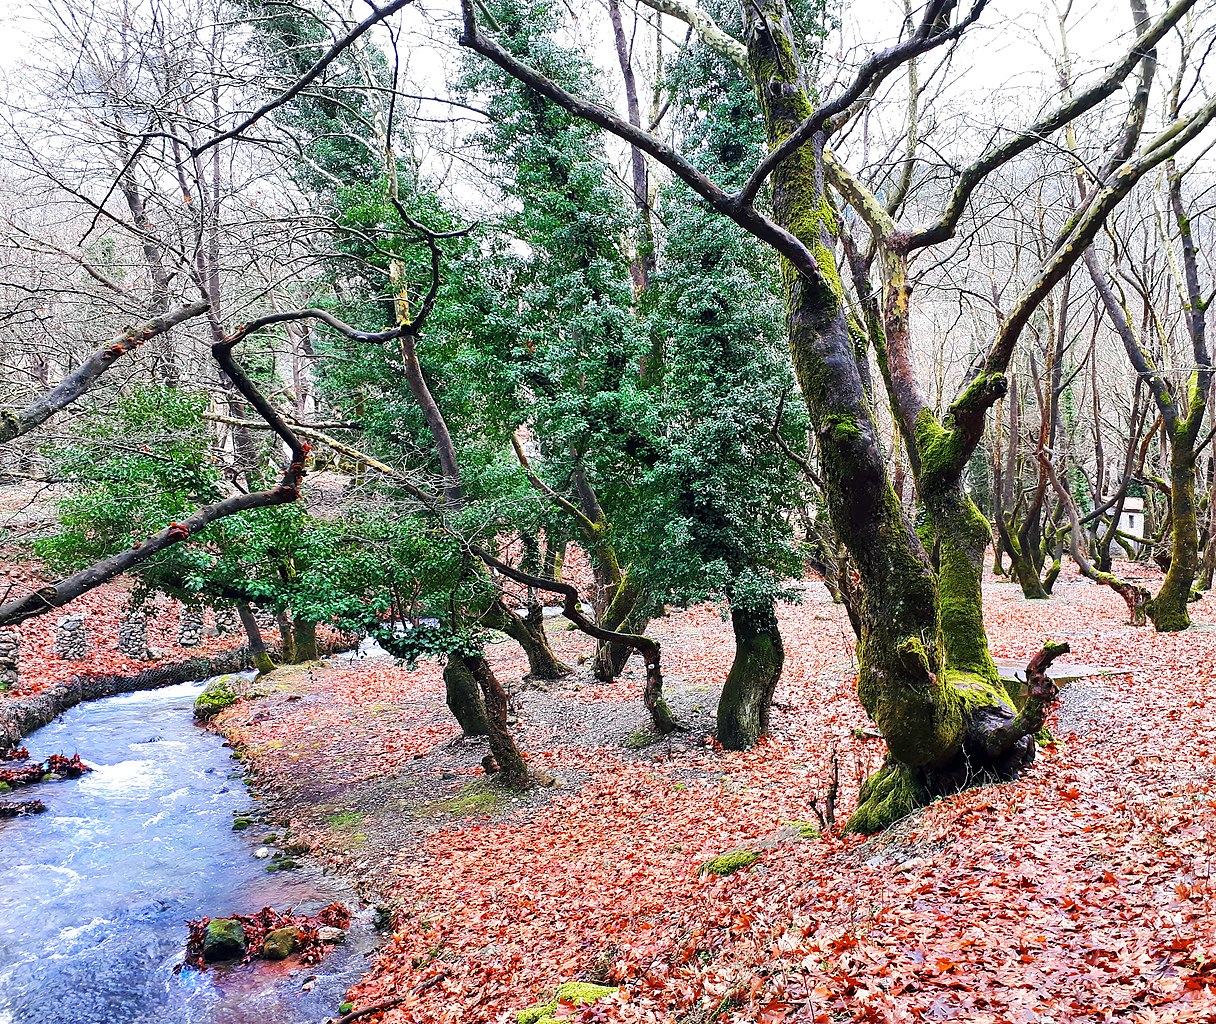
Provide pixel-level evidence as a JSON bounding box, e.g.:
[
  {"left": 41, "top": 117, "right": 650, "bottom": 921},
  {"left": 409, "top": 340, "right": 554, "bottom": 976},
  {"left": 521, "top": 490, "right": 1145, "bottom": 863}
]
[
  {"left": 193, "top": 676, "right": 241, "bottom": 721},
  {"left": 782, "top": 820, "right": 821, "bottom": 839},
  {"left": 624, "top": 729, "right": 660, "bottom": 749},
  {"left": 430, "top": 781, "right": 506, "bottom": 817},
  {"left": 698, "top": 850, "right": 760, "bottom": 876},
  {"left": 518, "top": 982, "right": 618, "bottom": 1024}
]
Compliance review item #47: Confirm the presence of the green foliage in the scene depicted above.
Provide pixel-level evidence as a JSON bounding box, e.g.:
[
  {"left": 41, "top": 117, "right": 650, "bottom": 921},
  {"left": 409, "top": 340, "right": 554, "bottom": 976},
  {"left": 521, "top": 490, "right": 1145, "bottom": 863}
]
[
  {"left": 235, "top": 0, "right": 386, "bottom": 189},
  {"left": 371, "top": 622, "right": 484, "bottom": 668},
  {"left": 36, "top": 387, "right": 221, "bottom": 571}
]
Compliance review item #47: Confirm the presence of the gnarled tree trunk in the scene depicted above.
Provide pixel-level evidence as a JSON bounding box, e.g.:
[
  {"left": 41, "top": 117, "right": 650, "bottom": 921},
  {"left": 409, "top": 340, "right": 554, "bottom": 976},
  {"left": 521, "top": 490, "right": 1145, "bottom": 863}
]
[
  {"left": 464, "top": 653, "right": 528, "bottom": 788},
  {"left": 717, "top": 601, "right": 784, "bottom": 750},
  {"left": 443, "top": 654, "right": 491, "bottom": 736}
]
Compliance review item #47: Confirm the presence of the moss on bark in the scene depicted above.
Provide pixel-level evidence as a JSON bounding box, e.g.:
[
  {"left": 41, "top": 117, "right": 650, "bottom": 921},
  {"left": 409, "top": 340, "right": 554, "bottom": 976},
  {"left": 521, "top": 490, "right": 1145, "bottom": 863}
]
[
  {"left": 443, "top": 656, "right": 491, "bottom": 736},
  {"left": 844, "top": 759, "right": 927, "bottom": 834},
  {"left": 717, "top": 601, "right": 784, "bottom": 750},
  {"left": 1148, "top": 442, "right": 1199, "bottom": 632}
]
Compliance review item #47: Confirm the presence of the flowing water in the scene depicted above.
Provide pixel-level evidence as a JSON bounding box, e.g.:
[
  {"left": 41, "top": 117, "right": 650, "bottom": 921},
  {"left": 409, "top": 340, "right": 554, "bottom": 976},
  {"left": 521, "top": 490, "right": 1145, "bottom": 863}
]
[{"left": 0, "top": 678, "right": 377, "bottom": 1024}]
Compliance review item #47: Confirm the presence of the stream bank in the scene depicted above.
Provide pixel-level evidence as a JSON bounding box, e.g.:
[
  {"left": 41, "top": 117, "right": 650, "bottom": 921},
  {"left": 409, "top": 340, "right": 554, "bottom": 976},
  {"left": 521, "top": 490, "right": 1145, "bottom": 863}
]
[{"left": 0, "top": 678, "right": 377, "bottom": 1024}]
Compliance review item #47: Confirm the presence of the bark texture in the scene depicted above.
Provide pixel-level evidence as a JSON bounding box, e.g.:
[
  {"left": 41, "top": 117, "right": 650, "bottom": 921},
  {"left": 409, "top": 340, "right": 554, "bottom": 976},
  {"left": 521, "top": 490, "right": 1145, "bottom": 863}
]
[
  {"left": 717, "top": 602, "right": 784, "bottom": 750},
  {"left": 443, "top": 655, "right": 491, "bottom": 736}
]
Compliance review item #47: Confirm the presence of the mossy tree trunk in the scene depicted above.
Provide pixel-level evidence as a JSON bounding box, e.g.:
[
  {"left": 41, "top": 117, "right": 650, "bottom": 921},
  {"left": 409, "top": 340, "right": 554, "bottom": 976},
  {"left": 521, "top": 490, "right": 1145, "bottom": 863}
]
[
  {"left": 291, "top": 617, "right": 319, "bottom": 662},
  {"left": 1001, "top": 526, "right": 1050, "bottom": 600},
  {"left": 717, "top": 601, "right": 784, "bottom": 750},
  {"left": 443, "top": 654, "right": 491, "bottom": 736},
  {"left": 741, "top": 0, "right": 1090, "bottom": 832},
  {"left": 236, "top": 603, "right": 276, "bottom": 675},
  {"left": 1147, "top": 437, "right": 1199, "bottom": 631},
  {"left": 1201, "top": 489, "right": 1216, "bottom": 590},
  {"left": 746, "top": 6, "right": 1007, "bottom": 833}
]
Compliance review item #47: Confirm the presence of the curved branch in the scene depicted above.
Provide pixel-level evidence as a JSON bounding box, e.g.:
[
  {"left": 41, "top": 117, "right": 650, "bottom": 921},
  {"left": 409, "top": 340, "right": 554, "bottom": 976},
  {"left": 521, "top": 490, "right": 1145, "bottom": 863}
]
[
  {"left": 1, "top": 302, "right": 210, "bottom": 445},
  {"left": 1037, "top": 449, "right": 1151, "bottom": 624},
  {"left": 472, "top": 546, "right": 677, "bottom": 733},
  {"left": 510, "top": 435, "right": 598, "bottom": 533},
  {"left": 633, "top": 0, "right": 747, "bottom": 67},
  {"left": 0, "top": 320, "right": 308, "bottom": 628}
]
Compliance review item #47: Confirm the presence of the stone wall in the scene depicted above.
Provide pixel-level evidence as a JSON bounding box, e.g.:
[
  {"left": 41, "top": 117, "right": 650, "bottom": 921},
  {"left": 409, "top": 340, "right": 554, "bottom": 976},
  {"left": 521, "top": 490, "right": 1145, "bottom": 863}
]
[
  {"left": 55, "top": 614, "right": 88, "bottom": 661},
  {"left": 117, "top": 611, "right": 150, "bottom": 661},
  {"left": 0, "top": 629, "right": 18, "bottom": 691},
  {"left": 179, "top": 605, "right": 204, "bottom": 648}
]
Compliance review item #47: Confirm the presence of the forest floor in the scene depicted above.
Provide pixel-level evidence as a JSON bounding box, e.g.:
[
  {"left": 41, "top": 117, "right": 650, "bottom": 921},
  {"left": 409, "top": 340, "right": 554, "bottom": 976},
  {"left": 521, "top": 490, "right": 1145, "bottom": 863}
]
[{"left": 207, "top": 566, "right": 1216, "bottom": 1024}]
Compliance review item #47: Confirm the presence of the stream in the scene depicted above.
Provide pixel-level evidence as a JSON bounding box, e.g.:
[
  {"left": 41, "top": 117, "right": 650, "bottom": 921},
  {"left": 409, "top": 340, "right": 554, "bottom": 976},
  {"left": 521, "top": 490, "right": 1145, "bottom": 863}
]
[{"left": 0, "top": 678, "right": 376, "bottom": 1024}]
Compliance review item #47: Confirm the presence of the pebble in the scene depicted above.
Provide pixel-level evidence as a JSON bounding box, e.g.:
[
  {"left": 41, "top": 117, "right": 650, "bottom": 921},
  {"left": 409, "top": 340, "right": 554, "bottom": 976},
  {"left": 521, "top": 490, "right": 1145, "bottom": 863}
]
[{"left": 254, "top": 846, "right": 271, "bottom": 859}]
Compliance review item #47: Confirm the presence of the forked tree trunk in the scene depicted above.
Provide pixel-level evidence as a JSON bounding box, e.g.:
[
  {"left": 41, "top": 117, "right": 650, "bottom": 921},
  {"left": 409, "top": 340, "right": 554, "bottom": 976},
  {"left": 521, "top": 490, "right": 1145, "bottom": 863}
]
[
  {"left": 592, "top": 584, "right": 644, "bottom": 682},
  {"left": 745, "top": 0, "right": 1059, "bottom": 834},
  {"left": 717, "top": 601, "right": 784, "bottom": 750}
]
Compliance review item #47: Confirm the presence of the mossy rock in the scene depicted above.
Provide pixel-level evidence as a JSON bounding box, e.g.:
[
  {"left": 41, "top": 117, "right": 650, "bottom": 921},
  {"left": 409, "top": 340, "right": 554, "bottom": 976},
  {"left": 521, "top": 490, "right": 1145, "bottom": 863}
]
[
  {"left": 518, "top": 982, "right": 618, "bottom": 1024},
  {"left": 261, "top": 925, "right": 301, "bottom": 960},
  {"left": 202, "top": 918, "right": 247, "bottom": 962},
  {"left": 231, "top": 816, "right": 254, "bottom": 831},
  {"left": 193, "top": 675, "right": 245, "bottom": 721},
  {"left": 698, "top": 850, "right": 760, "bottom": 876}
]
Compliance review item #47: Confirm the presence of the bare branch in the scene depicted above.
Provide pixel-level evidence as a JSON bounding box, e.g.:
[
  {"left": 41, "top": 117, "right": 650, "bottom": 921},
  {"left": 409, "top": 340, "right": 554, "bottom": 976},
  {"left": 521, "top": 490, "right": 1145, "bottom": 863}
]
[{"left": 1, "top": 302, "right": 210, "bottom": 445}]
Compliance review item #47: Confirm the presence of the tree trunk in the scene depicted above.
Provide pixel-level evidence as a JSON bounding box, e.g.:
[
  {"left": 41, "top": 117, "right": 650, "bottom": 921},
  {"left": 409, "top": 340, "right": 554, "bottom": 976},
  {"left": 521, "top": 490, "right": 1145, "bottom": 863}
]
[
  {"left": 236, "top": 603, "right": 276, "bottom": 675},
  {"left": 592, "top": 582, "right": 644, "bottom": 682},
  {"left": 1005, "top": 536, "right": 1050, "bottom": 599},
  {"left": 443, "top": 655, "right": 491, "bottom": 736},
  {"left": 276, "top": 610, "right": 296, "bottom": 664},
  {"left": 1148, "top": 438, "right": 1199, "bottom": 631},
  {"left": 292, "top": 618, "right": 319, "bottom": 662},
  {"left": 483, "top": 598, "right": 570, "bottom": 680},
  {"left": 464, "top": 653, "right": 528, "bottom": 788},
  {"left": 717, "top": 601, "right": 784, "bottom": 750},
  {"left": 747, "top": 5, "right": 956, "bottom": 831},
  {"left": 1202, "top": 486, "right": 1216, "bottom": 590}
]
